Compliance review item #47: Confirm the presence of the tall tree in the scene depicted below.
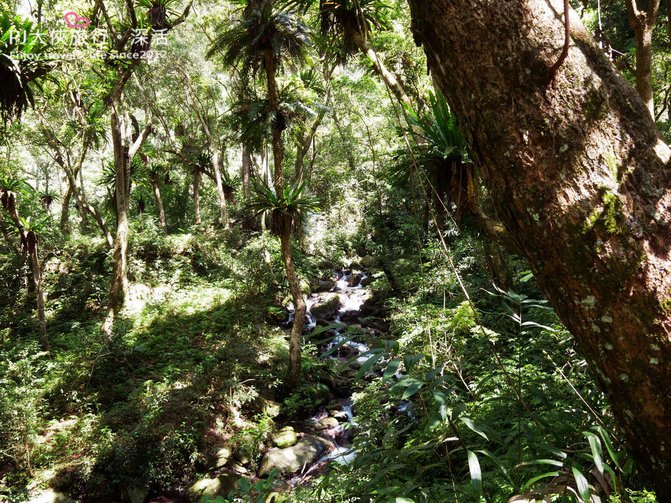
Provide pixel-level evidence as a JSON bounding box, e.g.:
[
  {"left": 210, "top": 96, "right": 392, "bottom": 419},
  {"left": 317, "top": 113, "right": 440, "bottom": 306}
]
[
  {"left": 98, "top": 0, "right": 191, "bottom": 337},
  {"left": 408, "top": 0, "right": 671, "bottom": 496},
  {"left": 626, "top": 0, "right": 660, "bottom": 116},
  {"left": 208, "top": 0, "right": 311, "bottom": 384}
]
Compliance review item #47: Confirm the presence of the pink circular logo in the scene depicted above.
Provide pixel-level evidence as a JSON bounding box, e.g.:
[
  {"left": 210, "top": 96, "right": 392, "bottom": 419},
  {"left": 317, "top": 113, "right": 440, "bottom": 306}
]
[{"left": 64, "top": 11, "right": 90, "bottom": 29}]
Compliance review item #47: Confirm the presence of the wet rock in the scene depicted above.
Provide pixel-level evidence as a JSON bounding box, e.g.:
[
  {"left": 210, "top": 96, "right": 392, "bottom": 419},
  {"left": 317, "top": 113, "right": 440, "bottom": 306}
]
[
  {"left": 360, "top": 276, "right": 374, "bottom": 287},
  {"left": 253, "top": 397, "right": 281, "bottom": 418},
  {"left": 328, "top": 409, "right": 349, "bottom": 422},
  {"left": 358, "top": 298, "right": 381, "bottom": 317},
  {"left": 272, "top": 426, "right": 298, "bottom": 448},
  {"left": 258, "top": 436, "right": 332, "bottom": 476},
  {"left": 339, "top": 311, "right": 359, "bottom": 323},
  {"left": 266, "top": 307, "right": 287, "bottom": 325},
  {"left": 123, "top": 481, "right": 149, "bottom": 503},
  {"left": 347, "top": 273, "right": 363, "bottom": 287},
  {"left": 187, "top": 473, "right": 240, "bottom": 501},
  {"left": 310, "top": 295, "right": 342, "bottom": 320},
  {"left": 317, "top": 416, "right": 340, "bottom": 430},
  {"left": 315, "top": 279, "right": 336, "bottom": 292}
]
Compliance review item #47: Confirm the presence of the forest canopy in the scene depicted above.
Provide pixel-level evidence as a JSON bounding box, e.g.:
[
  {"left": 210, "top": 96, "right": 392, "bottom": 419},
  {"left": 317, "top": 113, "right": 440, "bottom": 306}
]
[{"left": 1, "top": 0, "right": 670, "bottom": 501}]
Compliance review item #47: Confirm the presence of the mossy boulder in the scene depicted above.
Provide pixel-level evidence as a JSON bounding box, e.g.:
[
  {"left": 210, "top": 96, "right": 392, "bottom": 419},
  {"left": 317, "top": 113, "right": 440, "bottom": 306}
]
[
  {"left": 272, "top": 426, "right": 298, "bottom": 448},
  {"left": 213, "top": 446, "right": 233, "bottom": 468},
  {"left": 188, "top": 473, "right": 240, "bottom": 501},
  {"left": 316, "top": 416, "right": 340, "bottom": 430}
]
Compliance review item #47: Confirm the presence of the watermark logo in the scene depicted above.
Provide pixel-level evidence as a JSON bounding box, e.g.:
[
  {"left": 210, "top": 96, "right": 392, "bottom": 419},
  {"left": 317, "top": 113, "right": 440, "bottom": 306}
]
[{"left": 63, "top": 11, "right": 90, "bottom": 30}]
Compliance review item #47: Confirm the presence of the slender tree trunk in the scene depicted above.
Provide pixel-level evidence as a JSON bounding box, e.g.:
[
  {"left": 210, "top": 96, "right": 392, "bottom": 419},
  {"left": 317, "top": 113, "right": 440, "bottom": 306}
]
[
  {"left": 60, "top": 184, "right": 73, "bottom": 235},
  {"left": 242, "top": 147, "right": 251, "bottom": 198},
  {"left": 626, "top": 0, "right": 660, "bottom": 118},
  {"left": 29, "top": 240, "right": 48, "bottom": 351},
  {"left": 150, "top": 173, "right": 166, "bottom": 230},
  {"left": 0, "top": 189, "right": 49, "bottom": 350},
  {"left": 62, "top": 165, "right": 113, "bottom": 248},
  {"left": 193, "top": 167, "right": 202, "bottom": 225},
  {"left": 280, "top": 215, "right": 305, "bottom": 386},
  {"left": 212, "top": 151, "right": 229, "bottom": 228},
  {"left": 102, "top": 108, "right": 132, "bottom": 337},
  {"left": 264, "top": 50, "right": 284, "bottom": 193},
  {"left": 408, "top": 0, "right": 671, "bottom": 495},
  {"left": 353, "top": 34, "right": 413, "bottom": 111}
]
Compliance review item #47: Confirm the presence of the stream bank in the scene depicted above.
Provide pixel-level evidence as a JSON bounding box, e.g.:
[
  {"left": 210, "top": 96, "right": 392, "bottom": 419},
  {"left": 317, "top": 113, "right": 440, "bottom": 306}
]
[{"left": 187, "top": 266, "right": 388, "bottom": 502}]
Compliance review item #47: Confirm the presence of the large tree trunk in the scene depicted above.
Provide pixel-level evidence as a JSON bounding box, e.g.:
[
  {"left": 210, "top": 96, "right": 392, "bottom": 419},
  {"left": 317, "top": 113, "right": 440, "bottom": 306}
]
[
  {"left": 626, "top": 0, "right": 660, "bottom": 118},
  {"left": 408, "top": 0, "right": 671, "bottom": 496},
  {"left": 102, "top": 106, "right": 150, "bottom": 337}
]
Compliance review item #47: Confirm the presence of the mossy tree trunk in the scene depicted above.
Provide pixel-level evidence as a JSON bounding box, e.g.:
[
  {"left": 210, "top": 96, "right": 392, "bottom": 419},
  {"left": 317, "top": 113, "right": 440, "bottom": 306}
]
[{"left": 408, "top": 0, "right": 671, "bottom": 495}]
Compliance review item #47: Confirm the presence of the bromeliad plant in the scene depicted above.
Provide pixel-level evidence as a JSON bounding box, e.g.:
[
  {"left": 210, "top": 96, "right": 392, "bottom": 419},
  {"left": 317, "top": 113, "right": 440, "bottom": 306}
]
[
  {"left": 393, "top": 91, "right": 476, "bottom": 224},
  {"left": 248, "top": 180, "right": 319, "bottom": 235}
]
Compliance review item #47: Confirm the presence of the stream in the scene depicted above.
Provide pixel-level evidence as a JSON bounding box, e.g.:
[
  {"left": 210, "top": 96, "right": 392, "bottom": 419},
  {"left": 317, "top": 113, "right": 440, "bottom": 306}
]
[{"left": 271, "top": 268, "right": 379, "bottom": 487}]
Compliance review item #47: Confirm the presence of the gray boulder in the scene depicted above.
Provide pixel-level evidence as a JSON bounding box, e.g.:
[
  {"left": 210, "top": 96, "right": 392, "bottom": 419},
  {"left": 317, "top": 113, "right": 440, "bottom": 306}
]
[{"left": 258, "top": 435, "right": 332, "bottom": 476}]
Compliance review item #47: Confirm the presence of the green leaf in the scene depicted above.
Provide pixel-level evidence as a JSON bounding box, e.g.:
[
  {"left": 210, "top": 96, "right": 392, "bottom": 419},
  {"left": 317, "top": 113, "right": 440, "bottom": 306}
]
[
  {"left": 401, "top": 380, "right": 424, "bottom": 400},
  {"left": 383, "top": 359, "right": 401, "bottom": 381},
  {"left": 308, "top": 322, "right": 345, "bottom": 339},
  {"left": 355, "top": 350, "right": 383, "bottom": 380},
  {"left": 572, "top": 466, "right": 591, "bottom": 502},
  {"left": 584, "top": 431, "right": 604, "bottom": 476},
  {"left": 460, "top": 417, "right": 489, "bottom": 441},
  {"left": 467, "top": 450, "right": 482, "bottom": 494},
  {"left": 595, "top": 426, "right": 621, "bottom": 470},
  {"left": 517, "top": 458, "right": 564, "bottom": 468},
  {"left": 521, "top": 471, "right": 560, "bottom": 491}
]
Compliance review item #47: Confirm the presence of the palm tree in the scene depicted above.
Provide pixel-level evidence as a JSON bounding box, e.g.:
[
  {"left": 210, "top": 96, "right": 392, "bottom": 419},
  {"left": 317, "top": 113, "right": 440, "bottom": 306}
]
[
  {"left": 207, "top": 0, "right": 310, "bottom": 192},
  {"left": 208, "top": 0, "right": 313, "bottom": 385},
  {"left": 287, "top": 0, "right": 412, "bottom": 109}
]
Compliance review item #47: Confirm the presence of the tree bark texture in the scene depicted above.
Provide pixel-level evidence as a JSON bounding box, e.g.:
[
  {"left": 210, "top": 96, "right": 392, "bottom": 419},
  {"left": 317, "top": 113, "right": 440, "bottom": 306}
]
[
  {"left": 242, "top": 147, "right": 252, "bottom": 198},
  {"left": 408, "top": 0, "right": 671, "bottom": 495}
]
